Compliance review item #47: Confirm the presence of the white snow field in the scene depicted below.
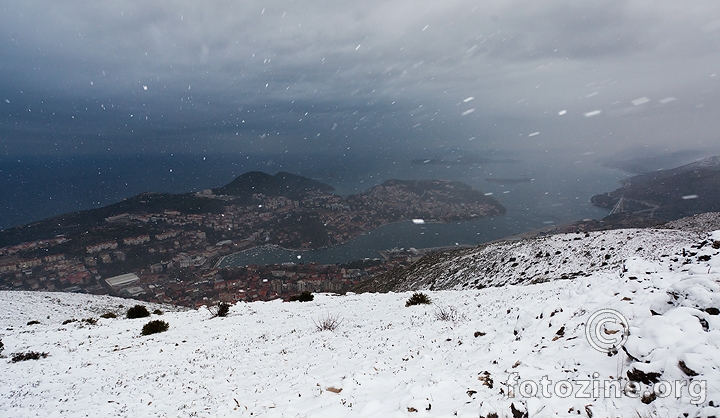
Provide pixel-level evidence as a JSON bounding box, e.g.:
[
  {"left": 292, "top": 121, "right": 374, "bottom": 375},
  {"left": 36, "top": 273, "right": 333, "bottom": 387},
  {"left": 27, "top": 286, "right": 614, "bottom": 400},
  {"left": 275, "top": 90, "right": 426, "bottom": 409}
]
[{"left": 1, "top": 230, "right": 720, "bottom": 417}]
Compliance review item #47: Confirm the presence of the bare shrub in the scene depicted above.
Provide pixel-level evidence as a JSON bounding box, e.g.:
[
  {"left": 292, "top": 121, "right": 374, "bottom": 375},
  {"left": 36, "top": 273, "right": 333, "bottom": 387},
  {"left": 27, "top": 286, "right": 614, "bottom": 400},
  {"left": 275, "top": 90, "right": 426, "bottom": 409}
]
[
  {"left": 434, "top": 306, "right": 466, "bottom": 322},
  {"left": 313, "top": 313, "right": 343, "bottom": 331}
]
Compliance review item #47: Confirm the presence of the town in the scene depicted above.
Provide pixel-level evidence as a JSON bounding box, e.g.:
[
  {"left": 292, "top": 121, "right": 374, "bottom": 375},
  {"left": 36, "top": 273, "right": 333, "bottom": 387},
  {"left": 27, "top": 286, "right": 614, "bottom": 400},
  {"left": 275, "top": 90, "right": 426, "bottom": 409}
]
[
  {"left": 0, "top": 232, "right": 445, "bottom": 307},
  {"left": 0, "top": 176, "right": 503, "bottom": 307}
]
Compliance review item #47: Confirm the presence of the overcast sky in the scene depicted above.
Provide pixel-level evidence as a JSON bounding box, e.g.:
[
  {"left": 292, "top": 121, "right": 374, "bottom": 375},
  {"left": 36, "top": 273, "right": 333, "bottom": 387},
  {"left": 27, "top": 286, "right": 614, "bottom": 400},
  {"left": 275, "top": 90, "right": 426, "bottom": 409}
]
[{"left": 2, "top": 0, "right": 720, "bottom": 159}]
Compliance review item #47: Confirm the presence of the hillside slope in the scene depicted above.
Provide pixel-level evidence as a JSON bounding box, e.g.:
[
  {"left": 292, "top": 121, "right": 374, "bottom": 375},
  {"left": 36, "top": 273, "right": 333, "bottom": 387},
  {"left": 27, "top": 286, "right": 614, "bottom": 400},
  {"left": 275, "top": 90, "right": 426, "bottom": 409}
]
[
  {"left": 358, "top": 228, "right": 697, "bottom": 293},
  {"left": 591, "top": 156, "right": 720, "bottom": 220},
  {"left": 357, "top": 213, "right": 720, "bottom": 293},
  {"left": 2, "top": 229, "right": 720, "bottom": 417}
]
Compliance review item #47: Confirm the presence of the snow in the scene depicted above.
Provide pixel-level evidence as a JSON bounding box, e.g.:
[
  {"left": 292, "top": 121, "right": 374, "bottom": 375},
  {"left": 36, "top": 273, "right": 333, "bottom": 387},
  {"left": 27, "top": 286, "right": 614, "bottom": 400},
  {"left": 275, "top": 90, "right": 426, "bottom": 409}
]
[
  {"left": 461, "top": 108, "right": 475, "bottom": 116},
  {"left": 631, "top": 97, "right": 650, "bottom": 106},
  {"left": 395, "top": 228, "right": 702, "bottom": 291},
  {"left": 1, "top": 229, "right": 720, "bottom": 417},
  {"left": 583, "top": 110, "right": 602, "bottom": 117}
]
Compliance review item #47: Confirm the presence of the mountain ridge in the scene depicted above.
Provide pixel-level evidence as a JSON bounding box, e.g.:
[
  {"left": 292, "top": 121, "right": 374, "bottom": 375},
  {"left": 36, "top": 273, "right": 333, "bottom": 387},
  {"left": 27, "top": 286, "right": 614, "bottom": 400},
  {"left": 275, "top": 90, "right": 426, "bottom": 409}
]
[
  {"left": 213, "top": 171, "right": 335, "bottom": 200},
  {"left": 591, "top": 156, "right": 720, "bottom": 220}
]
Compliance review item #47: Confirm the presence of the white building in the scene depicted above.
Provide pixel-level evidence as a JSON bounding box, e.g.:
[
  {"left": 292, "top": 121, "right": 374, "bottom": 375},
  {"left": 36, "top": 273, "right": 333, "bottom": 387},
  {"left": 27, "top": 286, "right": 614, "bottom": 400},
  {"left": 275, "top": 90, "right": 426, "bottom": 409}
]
[{"left": 105, "top": 273, "right": 140, "bottom": 288}]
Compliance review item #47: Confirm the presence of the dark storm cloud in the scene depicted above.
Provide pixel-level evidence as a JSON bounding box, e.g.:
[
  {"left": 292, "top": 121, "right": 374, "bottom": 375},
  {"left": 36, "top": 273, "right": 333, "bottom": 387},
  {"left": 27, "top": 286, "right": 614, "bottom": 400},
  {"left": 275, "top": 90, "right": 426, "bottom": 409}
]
[{"left": 1, "top": 0, "right": 720, "bottom": 157}]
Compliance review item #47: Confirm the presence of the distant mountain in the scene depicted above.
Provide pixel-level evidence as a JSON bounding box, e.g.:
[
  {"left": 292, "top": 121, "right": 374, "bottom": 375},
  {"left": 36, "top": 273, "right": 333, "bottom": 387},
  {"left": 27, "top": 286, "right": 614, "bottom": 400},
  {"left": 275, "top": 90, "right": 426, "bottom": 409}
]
[
  {"left": 213, "top": 171, "right": 334, "bottom": 201},
  {"left": 591, "top": 156, "right": 720, "bottom": 220},
  {"left": 0, "top": 171, "right": 332, "bottom": 247},
  {"left": 599, "top": 149, "right": 708, "bottom": 174},
  {"left": 0, "top": 192, "right": 226, "bottom": 248}
]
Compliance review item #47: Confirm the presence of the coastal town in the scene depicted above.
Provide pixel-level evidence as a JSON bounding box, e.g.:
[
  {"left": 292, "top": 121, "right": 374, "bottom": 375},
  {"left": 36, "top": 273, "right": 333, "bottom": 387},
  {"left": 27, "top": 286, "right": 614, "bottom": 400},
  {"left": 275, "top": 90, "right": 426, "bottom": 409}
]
[{"left": 0, "top": 174, "right": 503, "bottom": 306}]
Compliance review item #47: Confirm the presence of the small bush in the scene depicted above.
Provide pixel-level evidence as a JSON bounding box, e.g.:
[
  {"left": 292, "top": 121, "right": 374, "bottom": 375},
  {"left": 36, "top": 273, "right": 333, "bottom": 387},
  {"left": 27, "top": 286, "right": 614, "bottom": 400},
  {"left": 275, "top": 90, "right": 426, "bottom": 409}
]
[
  {"left": 26, "top": 320, "right": 41, "bottom": 326},
  {"left": 434, "top": 306, "right": 466, "bottom": 323},
  {"left": 100, "top": 312, "right": 117, "bottom": 319},
  {"left": 217, "top": 302, "right": 230, "bottom": 317},
  {"left": 141, "top": 320, "right": 169, "bottom": 336},
  {"left": 153, "top": 309, "right": 164, "bottom": 315},
  {"left": 313, "top": 313, "right": 343, "bottom": 331},
  {"left": 0, "top": 338, "right": 4, "bottom": 356},
  {"left": 126, "top": 305, "right": 150, "bottom": 319},
  {"left": 11, "top": 351, "right": 48, "bottom": 362},
  {"left": 405, "top": 292, "right": 432, "bottom": 307},
  {"left": 288, "top": 291, "right": 314, "bottom": 302},
  {"left": 82, "top": 318, "right": 97, "bottom": 325},
  {"left": 62, "top": 319, "right": 77, "bottom": 325},
  {"left": 209, "top": 302, "right": 230, "bottom": 317}
]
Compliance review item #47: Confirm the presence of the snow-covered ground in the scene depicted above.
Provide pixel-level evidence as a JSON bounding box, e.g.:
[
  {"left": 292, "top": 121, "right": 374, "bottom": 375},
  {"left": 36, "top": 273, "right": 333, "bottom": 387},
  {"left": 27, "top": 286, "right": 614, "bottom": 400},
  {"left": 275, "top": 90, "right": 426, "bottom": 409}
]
[
  {"left": 390, "top": 228, "right": 704, "bottom": 291},
  {"left": 1, "top": 230, "right": 720, "bottom": 417}
]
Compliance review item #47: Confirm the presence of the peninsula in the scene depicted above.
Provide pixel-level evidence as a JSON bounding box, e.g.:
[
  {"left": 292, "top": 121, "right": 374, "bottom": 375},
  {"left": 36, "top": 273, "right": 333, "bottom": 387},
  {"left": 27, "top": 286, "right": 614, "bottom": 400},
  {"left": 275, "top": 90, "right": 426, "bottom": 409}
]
[{"left": 0, "top": 172, "right": 504, "bottom": 305}]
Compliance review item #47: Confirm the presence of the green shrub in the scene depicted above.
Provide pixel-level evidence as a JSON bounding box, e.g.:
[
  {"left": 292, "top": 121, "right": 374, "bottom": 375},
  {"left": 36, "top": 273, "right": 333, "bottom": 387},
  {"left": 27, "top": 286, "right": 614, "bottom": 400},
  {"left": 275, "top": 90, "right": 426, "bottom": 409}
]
[
  {"left": 153, "top": 309, "right": 164, "bottom": 315},
  {"left": 288, "top": 291, "right": 314, "bottom": 302},
  {"left": 126, "top": 305, "right": 150, "bottom": 319},
  {"left": 405, "top": 292, "right": 432, "bottom": 307},
  {"left": 141, "top": 320, "right": 169, "bottom": 336},
  {"left": 100, "top": 312, "right": 117, "bottom": 319},
  {"left": 11, "top": 351, "right": 48, "bottom": 362}
]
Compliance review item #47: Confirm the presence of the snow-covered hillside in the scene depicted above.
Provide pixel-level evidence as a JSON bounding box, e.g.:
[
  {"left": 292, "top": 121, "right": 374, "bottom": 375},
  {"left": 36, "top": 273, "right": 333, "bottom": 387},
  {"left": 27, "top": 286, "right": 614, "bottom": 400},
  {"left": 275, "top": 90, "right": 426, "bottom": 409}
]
[
  {"left": 379, "top": 228, "right": 703, "bottom": 292},
  {"left": 1, "top": 231, "right": 720, "bottom": 417}
]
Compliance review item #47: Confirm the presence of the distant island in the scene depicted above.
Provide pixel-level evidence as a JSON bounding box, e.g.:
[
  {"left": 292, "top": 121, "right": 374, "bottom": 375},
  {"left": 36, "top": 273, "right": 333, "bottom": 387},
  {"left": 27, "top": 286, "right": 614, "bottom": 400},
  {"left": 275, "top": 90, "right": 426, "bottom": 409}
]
[
  {"left": 0, "top": 172, "right": 504, "bottom": 305},
  {"left": 484, "top": 177, "right": 533, "bottom": 185},
  {"left": 411, "top": 157, "right": 520, "bottom": 166}
]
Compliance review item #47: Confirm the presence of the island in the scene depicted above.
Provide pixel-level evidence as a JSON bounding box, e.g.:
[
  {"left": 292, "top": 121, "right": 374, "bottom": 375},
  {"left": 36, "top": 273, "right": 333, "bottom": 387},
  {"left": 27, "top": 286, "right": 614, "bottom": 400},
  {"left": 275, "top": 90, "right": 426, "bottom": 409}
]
[
  {"left": 0, "top": 172, "right": 504, "bottom": 306},
  {"left": 484, "top": 177, "right": 533, "bottom": 185}
]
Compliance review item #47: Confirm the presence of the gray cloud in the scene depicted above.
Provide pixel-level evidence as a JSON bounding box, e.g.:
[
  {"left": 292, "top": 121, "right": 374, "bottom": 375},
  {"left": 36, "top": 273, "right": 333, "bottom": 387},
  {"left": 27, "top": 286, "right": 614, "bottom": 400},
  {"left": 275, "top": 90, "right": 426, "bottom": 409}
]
[{"left": 1, "top": 0, "right": 720, "bottom": 157}]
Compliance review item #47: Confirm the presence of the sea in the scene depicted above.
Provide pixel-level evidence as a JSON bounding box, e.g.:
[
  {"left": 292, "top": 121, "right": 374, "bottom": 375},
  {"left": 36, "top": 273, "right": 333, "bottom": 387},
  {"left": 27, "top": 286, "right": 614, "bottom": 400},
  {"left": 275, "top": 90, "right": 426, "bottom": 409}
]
[{"left": 0, "top": 150, "right": 626, "bottom": 265}]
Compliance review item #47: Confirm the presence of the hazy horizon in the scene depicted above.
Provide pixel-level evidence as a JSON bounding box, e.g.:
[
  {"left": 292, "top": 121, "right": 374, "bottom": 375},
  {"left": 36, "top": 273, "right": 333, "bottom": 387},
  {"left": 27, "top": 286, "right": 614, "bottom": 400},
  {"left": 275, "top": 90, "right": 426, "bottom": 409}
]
[{"left": 2, "top": 1, "right": 720, "bottom": 231}]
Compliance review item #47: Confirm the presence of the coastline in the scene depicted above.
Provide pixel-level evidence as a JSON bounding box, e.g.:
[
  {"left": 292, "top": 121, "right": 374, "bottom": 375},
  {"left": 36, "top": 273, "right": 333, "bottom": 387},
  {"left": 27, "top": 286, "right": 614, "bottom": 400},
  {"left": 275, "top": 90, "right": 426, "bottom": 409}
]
[{"left": 214, "top": 216, "right": 499, "bottom": 268}]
